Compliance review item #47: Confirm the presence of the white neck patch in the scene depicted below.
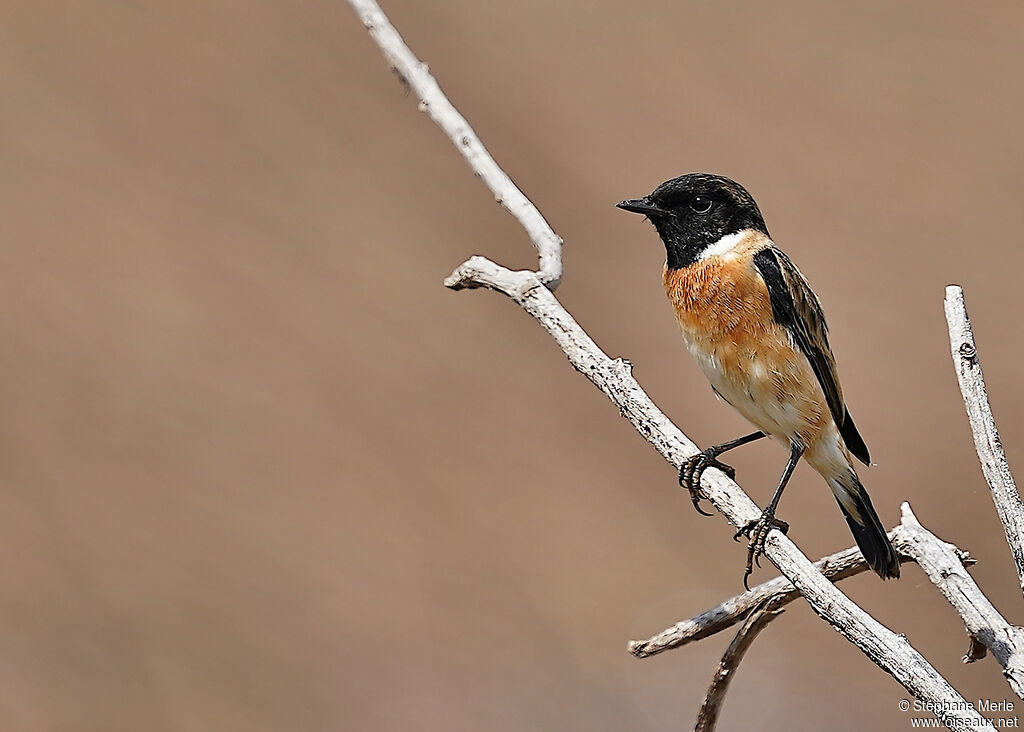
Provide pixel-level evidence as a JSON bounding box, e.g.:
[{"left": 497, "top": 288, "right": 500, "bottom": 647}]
[{"left": 697, "top": 231, "right": 748, "bottom": 261}]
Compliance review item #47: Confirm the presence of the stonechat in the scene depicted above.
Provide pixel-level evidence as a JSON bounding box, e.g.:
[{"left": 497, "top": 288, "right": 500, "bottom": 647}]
[{"left": 618, "top": 173, "right": 900, "bottom": 587}]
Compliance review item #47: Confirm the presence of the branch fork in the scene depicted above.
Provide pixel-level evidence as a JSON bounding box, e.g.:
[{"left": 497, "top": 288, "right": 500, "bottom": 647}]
[{"left": 349, "top": 2, "right": 1024, "bottom": 729}]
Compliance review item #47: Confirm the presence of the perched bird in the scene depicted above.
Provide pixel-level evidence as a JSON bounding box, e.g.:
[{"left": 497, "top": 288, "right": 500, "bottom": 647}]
[{"left": 617, "top": 173, "right": 900, "bottom": 587}]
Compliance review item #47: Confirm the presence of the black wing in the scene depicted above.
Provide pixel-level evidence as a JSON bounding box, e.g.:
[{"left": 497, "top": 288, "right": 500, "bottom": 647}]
[{"left": 752, "top": 246, "right": 870, "bottom": 465}]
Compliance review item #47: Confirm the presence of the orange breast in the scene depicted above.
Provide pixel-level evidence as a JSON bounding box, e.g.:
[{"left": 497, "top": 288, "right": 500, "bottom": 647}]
[
  {"left": 662, "top": 241, "right": 831, "bottom": 445},
  {"left": 662, "top": 249, "right": 777, "bottom": 353}
]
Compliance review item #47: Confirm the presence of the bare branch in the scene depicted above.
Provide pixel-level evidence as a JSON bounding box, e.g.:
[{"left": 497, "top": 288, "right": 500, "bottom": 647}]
[
  {"left": 694, "top": 598, "right": 786, "bottom": 732},
  {"left": 349, "top": 4, "right": 993, "bottom": 728},
  {"left": 346, "top": 0, "right": 562, "bottom": 288},
  {"left": 944, "top": 285, "right": 1024, "bottom": 594},
  {"left": 434, "top": 259, "right": 990, "bottom": 729},
  {"left": 633, "top": 503, "right": 1024, "bottom": 700},
  {"left": 898, "top": 503, "right": 1024, "bottom": 699},
  {"left": 630, "top": 540, "right": 896, "bottom": 659}
]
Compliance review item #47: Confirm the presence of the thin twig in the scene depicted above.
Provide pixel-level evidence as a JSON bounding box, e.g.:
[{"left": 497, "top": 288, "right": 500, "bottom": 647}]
[
  {"left": 629, "top": 537, "right": 903, "bottom": 659},
  {"left": 694, "top": 597, "right": 786, "bottom": 732},
  {"left": 944, "top": 285, "right": 1024, "bottom": 595},
  {"left": 439, "top": 260, "right": 989, "bottom": 730},
  {"left": 346, "top": 0, "right": 562, "bottom": 288},
  {"left": 349, "top": 4, "right": 991, "bottom": 728},
  {"left": 898, "top": 503, "right": 1024, "bottom": 699},
  {"left": 634, "top": 503, "right": 1024, "bottom": 700}
]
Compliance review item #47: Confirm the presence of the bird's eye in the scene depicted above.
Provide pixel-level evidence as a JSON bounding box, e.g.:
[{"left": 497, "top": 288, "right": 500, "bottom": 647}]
[{"left": 690, "top": 196, "right": 713, "bottom": 214}]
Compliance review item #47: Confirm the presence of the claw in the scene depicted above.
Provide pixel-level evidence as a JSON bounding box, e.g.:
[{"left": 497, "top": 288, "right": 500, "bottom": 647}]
[
  {"left": 735, "top": 513, "right": 789, "bottom": 588},
  {"left": 678, "top": 449, "right": 736, "bottom": 517},
  {"left": 678, "top": 467, "right": 714, "bottom": 515},
  {"left": 690, "top": 494, "right": 714, "bottom": 517}
]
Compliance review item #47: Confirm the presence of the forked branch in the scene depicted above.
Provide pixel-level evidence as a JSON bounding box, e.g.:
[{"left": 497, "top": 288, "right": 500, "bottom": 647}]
[
  {"left": 348, "top": 2, "right": 997, "bottom": 728},
  {"left": 633, "top": 503, "right": 1024, "bottom": 701},
  {"left": 348, "top": 0, "right": 562, "bottom": 288},
  {"left": 694, "top": 597, "right": 787, "bottom": 732}
]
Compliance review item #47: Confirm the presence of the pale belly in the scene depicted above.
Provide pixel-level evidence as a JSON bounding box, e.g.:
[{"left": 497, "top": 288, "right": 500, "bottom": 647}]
[{"left": 681, "top": 330, "right": 831, "bottom": 448}]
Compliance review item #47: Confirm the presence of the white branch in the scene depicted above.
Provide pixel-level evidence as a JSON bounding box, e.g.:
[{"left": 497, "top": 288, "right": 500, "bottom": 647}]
[
  {"left": 898, "top": 504, "right": 1024, "bottom": 698},
  {"left": 630, "top": 538, "right": 896, "bottom": 659},
  {"left": 347, "top": 0, "right": 562, "bottom": 288},
  {"left": 634, "top": 503, "right": 1024, "bottom": 700},
  {"left": 944, "top": 285, "right": 1024, "bottom": 595},
  {"left": 349, "top": 4, "right": 994, "bottom": 729},
  {"left": 694, "top": 597, "right": 786, "bottom": 732},
  {"left": 437, "top": 260, "right": 990, "bottom": 730}
]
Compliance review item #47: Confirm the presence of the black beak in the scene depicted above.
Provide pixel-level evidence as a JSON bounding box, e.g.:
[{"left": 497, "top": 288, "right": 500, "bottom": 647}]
[{"left": 616, "top": 197, "right": 666, "bottom": 216}]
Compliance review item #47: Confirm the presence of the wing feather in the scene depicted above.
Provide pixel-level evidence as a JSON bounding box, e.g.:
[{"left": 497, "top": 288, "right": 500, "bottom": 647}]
[{"left": 752, "top": 246, "right": 870, "bottom": 464}]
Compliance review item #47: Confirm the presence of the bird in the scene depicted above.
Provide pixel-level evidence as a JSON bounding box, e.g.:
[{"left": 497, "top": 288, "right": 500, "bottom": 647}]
[{"left": 616, "top": 173, "right": 900, "bottom": 587}]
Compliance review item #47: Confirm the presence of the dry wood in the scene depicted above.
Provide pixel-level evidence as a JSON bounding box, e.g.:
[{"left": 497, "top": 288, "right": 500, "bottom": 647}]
[
  {"left": 694, "top": 597, "right": 786, "bottom": 732},
  {"left": 347, "top": 0, "right": 562, "bottom": 288},
  {"left": 630, "top": 538, "right": 899, "bottom": 659},
  {"left": 634, "top": 503, "right": 1024, "bottom": 700},
  {"left": 441, "top": 239, "right": 989, "bottom": 731},
  {"left": 898, "top": 504, "right": 1024, "bottom": 699},
  {"left": 348, "top": 3, "right": 998, "bottom": 728},
  {"left": 944, "top": 285, "right": 1024, "bottom": 595}
]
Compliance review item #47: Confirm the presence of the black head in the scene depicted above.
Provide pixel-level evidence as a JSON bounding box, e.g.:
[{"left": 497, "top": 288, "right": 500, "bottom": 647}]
[{"left": 616, "top": 173, "right": 769, "bottom": 269}]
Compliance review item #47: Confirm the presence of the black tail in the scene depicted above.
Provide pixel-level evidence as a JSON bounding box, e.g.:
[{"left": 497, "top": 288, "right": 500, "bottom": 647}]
[
  {"left": 828, "top": 471, "right": 900, "bottom": 579},
  {"left": 840, "top": 408, "right": 871, "bottom": 466}
]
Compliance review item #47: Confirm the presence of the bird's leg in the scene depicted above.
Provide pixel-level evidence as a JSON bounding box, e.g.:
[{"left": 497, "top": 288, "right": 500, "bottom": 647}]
[
  {"left": 680, "top": 431, "right": 766, "bottom": 515},
  {"left": 734, "top": 443, "right": 804, "bottom": 589}
]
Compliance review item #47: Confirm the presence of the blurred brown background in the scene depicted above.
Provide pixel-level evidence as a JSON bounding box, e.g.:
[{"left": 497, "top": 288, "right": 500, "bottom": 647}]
[{"left": 0, "top": 1, "right": 1022, "bottom": 729}]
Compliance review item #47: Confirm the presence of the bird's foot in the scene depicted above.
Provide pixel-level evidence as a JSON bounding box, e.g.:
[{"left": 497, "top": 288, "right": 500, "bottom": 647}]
[
  {"left": 679, "top": 449, "right": 736, "bottom": 516},
  {"left": 734, "top": 512, "right": 790, "bottom": 589}
]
